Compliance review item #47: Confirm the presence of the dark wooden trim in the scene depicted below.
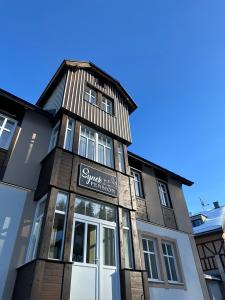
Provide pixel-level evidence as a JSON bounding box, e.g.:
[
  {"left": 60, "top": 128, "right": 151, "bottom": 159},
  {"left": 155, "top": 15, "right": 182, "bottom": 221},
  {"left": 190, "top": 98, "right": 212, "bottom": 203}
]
[
  {"left": 58, "top": 114, "right": 67, "bottom": 148},
  {"left": 63, "top": 193, "right": 75, "bottom": 261},
  {"left": 73, "top": 120, "right": 81, "bottom": 154},
  {"left": 61, "top": 263, "right": 72, "bottom": 300},
  {"left": 130, "top": 211, "right": 142, "bottom": 270},
  {"left": 123, "top": 144, "right": 130, "bottom": 175},
  {"left": 38, "top": 188, "right": 58, "bottom": 258},
  {"left": 113, "top": 139, "right": 119, "bottom": 172}
]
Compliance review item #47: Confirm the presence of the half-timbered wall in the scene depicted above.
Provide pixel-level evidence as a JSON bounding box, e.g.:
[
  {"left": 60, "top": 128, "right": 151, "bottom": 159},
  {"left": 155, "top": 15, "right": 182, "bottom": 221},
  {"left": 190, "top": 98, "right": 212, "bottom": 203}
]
[{"left": 62, "top": 68, "right": 131, "bottom": 143}]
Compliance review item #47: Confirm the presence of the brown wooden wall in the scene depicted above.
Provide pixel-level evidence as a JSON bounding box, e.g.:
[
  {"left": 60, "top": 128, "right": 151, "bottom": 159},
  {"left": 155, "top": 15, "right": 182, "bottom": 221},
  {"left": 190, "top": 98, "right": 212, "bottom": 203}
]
[
  {"left": 36, "top": 148, "right": 134, "bottom": 209},
  {"left": 62, "top": 68, "right": 131, "bottom": 143},
  {"left": 13, "top": 260, "right": 69, "bottom": 300}
]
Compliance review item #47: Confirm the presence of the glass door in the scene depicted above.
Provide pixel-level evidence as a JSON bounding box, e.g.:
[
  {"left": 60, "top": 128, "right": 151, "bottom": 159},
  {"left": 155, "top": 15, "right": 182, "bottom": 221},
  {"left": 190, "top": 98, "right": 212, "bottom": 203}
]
[{"left": 70, "top": 218, "right": 99, "bottom": 300}]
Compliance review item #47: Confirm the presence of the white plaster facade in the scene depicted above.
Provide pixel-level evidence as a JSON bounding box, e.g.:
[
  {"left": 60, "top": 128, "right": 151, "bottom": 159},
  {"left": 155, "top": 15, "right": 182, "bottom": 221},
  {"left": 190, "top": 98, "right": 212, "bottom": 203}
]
[{"left": 137, "top": 220, "right": 205, "bottom": 300}]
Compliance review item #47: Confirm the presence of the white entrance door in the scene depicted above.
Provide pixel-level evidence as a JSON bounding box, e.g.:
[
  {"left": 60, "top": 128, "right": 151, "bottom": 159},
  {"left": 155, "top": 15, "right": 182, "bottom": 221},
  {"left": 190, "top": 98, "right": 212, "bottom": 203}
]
[{"left": 70, "top": 214, "right": 120, "bottom": 300}]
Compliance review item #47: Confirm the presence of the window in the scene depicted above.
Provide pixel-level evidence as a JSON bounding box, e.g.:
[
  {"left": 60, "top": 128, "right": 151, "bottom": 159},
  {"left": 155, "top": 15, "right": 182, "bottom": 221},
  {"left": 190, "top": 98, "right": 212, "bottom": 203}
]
[
  {"left": 78, "top": 124, "right": 114, "bottom": 168},
  {"left": 49, "top": 192, "right": 68, "bottom": 260},
  {"left": 26, "top": 196, "right": 46, "bottom": 261},
  {"left": 131, "top": 169, "right": 143, "bottom": 197},
  {"left": 162, "top": 242, "right": 179, "bottom": 282},
  {"left": 84, "top": 86, "right": 97, "bottom": 105},
  {"left": 101, "top": 97, "right": 113, "bottom": 115},
  {"left": 48, "top": 122, "right": 60, "bottom": 152},
  {"left": 122, "top": 209, "right": 133, "bottom": 269},
  {"left": 191, "top": 219, "right": 203, "bottom": 227},
  {"left": 158, "top": 181, "right": 171, "bottom": 207},
  {"left": 75, "top": 197, "right": 115, "bottom": 222},
  {"left": 0, "top": 114, "right": 17, "bottom": 150},
  {"left": 142, "top": 238, "right": 160, "bottom": 281},
  {"left": 118, "top": 142, "right": 125, "bottom": 172},
  {"left": 64, "top": 117, "right": 75, "bottom": 151}
]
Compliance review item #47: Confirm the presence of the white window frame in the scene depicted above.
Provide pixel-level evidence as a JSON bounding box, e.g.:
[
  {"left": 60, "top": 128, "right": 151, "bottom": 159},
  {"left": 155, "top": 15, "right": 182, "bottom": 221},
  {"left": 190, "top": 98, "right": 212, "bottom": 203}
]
[
  {"left": 63, "top": 117, "right": 75, "bottom": 151},
  {"left": 78, "top": 124, "right": 114, "bottom": 168},
  {"left": 162, "top": 241, "right": 180, "bottom": 283},
  {"left": 48, "top": 192, "right": 69, "bottom": 260},
  {"left": 101, "top": 97, "right": 113, "bottom": 115},
  {"left": 118, "top": 142, "right": 125, "bottom": 172},
  {"left": 158, "top": 181, "right": 171, "bottom": 207},
  {"left": 0, "top": 113, "right": 17, "bottom": 150},
  {"left": 142, "top": 237, "right": 161, "bottom": 281},
  {"left": 84, "top": 86, "right": 97, "bottom": 105},
  {"left": 131, "top": 169, "right": 143, "bottom": 198},
  {"left": 122, "top": 209, "right": 133, "bottom": 269},
  {"left": 26, "top": 195, "right": 46, "bottom": 262},
  {"left": 48, "top": 122, "right": 60, "bottom": 152}
]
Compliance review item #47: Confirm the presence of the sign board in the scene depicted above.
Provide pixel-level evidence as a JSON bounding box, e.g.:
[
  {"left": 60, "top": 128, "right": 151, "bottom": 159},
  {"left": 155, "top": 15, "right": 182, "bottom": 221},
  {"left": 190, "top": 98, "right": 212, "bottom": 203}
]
[{"left": 79, "top": 164, "right": 118, "bottom": 197}]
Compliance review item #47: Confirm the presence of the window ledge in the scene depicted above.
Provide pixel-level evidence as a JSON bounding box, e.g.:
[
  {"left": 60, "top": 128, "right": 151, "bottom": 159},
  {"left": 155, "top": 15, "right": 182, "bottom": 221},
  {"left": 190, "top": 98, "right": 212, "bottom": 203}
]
[{"left": 148, "top": 279, "right": 164, "bottom": 283}]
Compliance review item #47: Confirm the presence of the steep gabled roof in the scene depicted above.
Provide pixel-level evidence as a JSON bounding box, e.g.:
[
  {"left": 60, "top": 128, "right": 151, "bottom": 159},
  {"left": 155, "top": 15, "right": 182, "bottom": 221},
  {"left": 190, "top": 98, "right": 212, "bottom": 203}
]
[{"left": 36, "top": 60, "right": 137, "bottom": 113}]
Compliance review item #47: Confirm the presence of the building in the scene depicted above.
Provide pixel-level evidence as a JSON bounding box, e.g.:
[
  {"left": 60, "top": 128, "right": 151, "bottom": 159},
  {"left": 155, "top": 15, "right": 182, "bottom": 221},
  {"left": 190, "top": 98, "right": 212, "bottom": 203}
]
[
  {"left": 191, "top": 201, "right": 225, "bottom": 299},
  {"left": 0, "top": 60, "right": 209, "bottom": 300}
]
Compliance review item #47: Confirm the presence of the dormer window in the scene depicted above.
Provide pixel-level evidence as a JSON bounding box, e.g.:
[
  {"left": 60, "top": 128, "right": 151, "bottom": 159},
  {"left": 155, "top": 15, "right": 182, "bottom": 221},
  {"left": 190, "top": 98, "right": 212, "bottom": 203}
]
[
  {"left": 84, "top": 86, "right": 97, "bottom": 105},
  {"left": 191, "top": 218, "right": 203, "bottom": 227},
  {"left": 101, "top": 97, "right": 113, "bottom": 115}
]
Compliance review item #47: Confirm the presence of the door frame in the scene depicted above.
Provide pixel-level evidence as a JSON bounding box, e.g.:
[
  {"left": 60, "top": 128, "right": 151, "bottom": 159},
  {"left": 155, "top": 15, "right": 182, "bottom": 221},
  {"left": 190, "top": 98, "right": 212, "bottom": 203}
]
[{"left": 70, "top": 212, "right": 120, "bottom": 300}]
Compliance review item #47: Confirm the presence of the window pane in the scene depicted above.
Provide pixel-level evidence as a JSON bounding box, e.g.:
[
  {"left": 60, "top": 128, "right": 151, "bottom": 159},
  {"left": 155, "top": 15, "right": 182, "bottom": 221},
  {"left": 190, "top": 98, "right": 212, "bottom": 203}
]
[
  {"left": 73, "top": 221, "right": 85, "bottom": 262},
  {"left": 75, "top": 198, "right": 85, "bottom": 215},
  {"left": 150, "top": 254, "right": 159, "bottom": 279},
  {"left": 123, "top": 229, "right": 132, "bottom": 268},
  {"left": 106, "top": 206, "right": 115, "bottom": 222},
  {"left": 167, "top": 244, "right": 173, "bottom": 256},
  {"left": 98, "top": 144, "right": 104, "bottom": 164},
  {"left": 87, "top": 139, "right": 95, "bottom": 160},
  {"left": 5, "top": 120, "right": 15, "bottom": 131},
  {"left": 37, "top": 201, "right": 45, "bottom": 218},
  {"left": 29, "top": 219, "right": 41, "bottom": 260},
  {"left": 144, "top": 252, "right": 151, "bottom": 278},
  {"left": 56, "top": 192, "right": 68, "bottom": 212},
  {"left": 79, "top": 136, "right": 87, "bottom": 157},
  {"left": 49, "top": 213, "right": 65, "bottom": 259},
  {"left": 86, "top": 224, "right": 97, "bottom": 264},
  {"left": 134, "top": 181, "right": 140, "bottom": 197},
  {"left": 162, "top": 243, "right": 167, "bottom": 255},
  {"left": 105, "top": 147, "right": 112, "bottom": 167},
  {"left": 169, "top": 257, "right": 178, "bottom": 281},
  {"left": 142, "top": 239, "right": 148, "bottom": 251},
  {"left": 65, "top": 128, "right": 73, "bottom": 151},
  {"left": 86, "top": 201, "right": 96, "bottom": 218},
  {"left": 148, "top": 240, "right": 154, "bottom": 252},
  {"left": 0, "top": 130, "right": 11, "bottom": 149},
  {"left": 164, "top": 257, "right": 171, "bottom": 281},
  {"left": 103, "top": 227, "right": 115, "bottom": 266},
  {"left": 122, "top": 210, "right": 129, "bottom": 227}
]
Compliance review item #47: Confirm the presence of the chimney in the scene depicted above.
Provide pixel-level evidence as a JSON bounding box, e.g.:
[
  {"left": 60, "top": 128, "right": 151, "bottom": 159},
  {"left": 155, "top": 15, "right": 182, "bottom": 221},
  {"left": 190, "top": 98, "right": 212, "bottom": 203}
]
[{"left": 213, "top": 201, "right": 220, "bottom": 209}]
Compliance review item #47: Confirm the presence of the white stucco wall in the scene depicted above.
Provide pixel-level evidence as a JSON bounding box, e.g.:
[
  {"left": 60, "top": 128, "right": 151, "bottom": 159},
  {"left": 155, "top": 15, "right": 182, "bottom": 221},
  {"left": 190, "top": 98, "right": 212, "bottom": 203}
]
[
  {"left": 137, "top": 220, "right": 205, "bottom": 300},
  {"left": 0, "top": 183, "right": 27, "bottom": 299}
]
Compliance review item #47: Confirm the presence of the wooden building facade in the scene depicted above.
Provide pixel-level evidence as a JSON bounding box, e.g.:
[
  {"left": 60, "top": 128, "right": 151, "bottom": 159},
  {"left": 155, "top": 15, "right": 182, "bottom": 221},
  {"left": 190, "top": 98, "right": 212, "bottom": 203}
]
[{"left": 0, "top": 61, "right": 209, "bottom": 300}]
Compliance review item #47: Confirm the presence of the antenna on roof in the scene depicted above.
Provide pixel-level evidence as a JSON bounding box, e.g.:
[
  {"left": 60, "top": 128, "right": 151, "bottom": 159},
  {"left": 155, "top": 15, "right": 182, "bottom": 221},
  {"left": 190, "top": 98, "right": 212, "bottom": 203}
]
[{"left": 200, "top": 197, "right": 209, "bottom": 210}]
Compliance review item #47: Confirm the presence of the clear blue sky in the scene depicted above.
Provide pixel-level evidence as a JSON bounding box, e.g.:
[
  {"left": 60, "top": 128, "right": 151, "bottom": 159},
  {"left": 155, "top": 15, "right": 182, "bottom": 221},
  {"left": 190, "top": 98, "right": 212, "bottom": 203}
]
[{"left": 1, "top": 0, "right": 225, "bottom": 214}]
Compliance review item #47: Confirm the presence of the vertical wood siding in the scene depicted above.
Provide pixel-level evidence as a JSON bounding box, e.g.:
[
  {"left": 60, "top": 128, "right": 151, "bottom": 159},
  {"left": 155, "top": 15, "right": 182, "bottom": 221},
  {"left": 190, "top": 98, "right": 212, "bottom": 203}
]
[
  {"left": 43, "top": 73, "right": 67, "bottom": 115},
  {"left": 62, "top": 68, "right": 132, "bottom": 143}
]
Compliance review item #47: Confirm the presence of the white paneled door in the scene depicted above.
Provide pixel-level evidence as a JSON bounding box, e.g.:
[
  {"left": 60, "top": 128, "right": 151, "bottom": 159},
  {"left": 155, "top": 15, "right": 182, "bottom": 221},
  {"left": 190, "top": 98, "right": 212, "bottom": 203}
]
[{"left": 70, "top": 214, "right": 121, "bottom": 300}]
